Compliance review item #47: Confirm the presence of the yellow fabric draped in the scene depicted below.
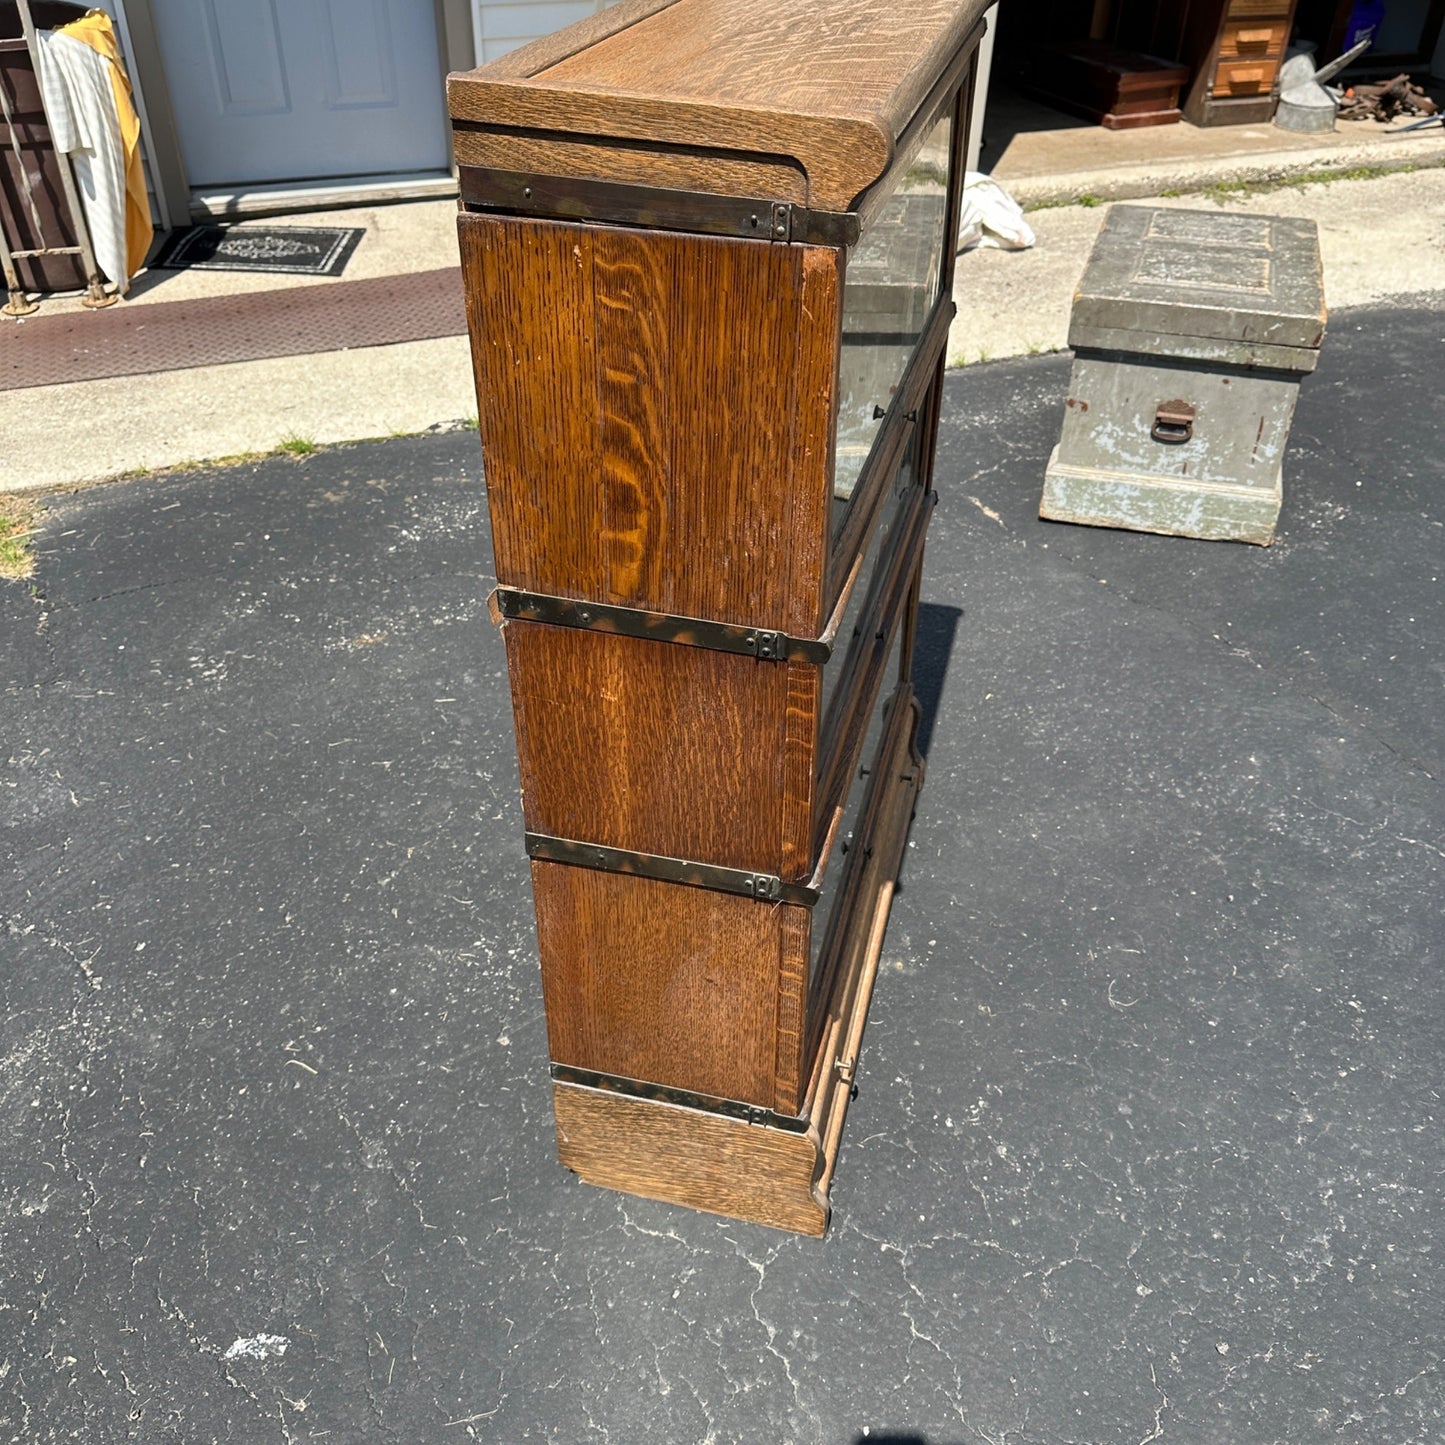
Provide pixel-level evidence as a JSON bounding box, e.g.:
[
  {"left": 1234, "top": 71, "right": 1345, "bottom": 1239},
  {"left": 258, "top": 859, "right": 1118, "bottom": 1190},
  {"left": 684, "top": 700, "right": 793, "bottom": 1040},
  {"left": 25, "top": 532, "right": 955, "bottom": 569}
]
[{"left": 56, "top": 8, "right": 152, "bottom": 279}]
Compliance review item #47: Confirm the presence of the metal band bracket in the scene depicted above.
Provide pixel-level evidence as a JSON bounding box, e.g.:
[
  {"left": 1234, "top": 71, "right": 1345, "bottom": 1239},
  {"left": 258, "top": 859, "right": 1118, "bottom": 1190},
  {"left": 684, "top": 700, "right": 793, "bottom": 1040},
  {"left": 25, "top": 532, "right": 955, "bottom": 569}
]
[
  {"left": 526, "top": 832, "right": 820, "bottom": 907},
  {"left": 551, "top": 1063, "right": 812, "bottom": 1134},
  {"left": 456, "top": 164, "right": 859, "bottom": 247},
  {"left": 493, "top": 587, "right": 832, "bottom": 664}
]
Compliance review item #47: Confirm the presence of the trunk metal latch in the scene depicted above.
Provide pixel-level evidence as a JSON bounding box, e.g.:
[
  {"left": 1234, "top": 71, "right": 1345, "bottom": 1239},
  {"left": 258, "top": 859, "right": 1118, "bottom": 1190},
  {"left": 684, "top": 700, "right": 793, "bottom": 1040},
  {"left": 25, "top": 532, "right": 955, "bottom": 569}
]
[{"left": 1151, "top": 399, "right": 1196, "bottom": 444}]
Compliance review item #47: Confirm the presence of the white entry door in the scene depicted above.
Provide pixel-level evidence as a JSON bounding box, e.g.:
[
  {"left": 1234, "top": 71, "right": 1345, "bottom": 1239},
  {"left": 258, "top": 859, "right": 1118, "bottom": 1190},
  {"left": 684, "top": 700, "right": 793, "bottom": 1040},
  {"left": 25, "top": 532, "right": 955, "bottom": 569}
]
[{"left": 150, "top": 0, "right": 450, "bottom": 188}]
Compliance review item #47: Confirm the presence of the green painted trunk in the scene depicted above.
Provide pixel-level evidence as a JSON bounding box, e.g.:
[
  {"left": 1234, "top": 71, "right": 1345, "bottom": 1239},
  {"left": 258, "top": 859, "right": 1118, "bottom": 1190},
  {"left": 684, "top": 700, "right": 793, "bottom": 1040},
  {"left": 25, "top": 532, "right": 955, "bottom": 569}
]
[{"left": 1041, "top": 205, "right": 1325, "bottom": 547}]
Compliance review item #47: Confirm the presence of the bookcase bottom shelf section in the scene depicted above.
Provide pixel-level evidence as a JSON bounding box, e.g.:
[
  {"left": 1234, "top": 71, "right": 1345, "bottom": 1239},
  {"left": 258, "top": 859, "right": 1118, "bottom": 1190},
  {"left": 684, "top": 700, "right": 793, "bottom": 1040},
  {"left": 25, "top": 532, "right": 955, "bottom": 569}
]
[{"left": 551, "top": 691, "right": 925, "bottom": 1236}]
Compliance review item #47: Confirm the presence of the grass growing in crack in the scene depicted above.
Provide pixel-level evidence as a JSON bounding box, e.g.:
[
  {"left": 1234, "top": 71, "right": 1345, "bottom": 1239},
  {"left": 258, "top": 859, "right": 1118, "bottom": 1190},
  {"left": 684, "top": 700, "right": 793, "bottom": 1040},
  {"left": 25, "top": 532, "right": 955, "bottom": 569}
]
[
  {"left": 103, "top": 419, "right": 483, "bottom": 487},
  {"left": 1026, "top": 191, "right": 1105, "bottom": 213},
  {"left": 1024, "top": 158, "right": 1438, "bottom": 213},
  {"left": 118, "top": 449, "right": 270, "bottom": 479},
  {"left": 1200, "top": 162, "right": 1421, "bottom": 205},
  {"left": 0, "top": 496, "right": 39, "bottom": 580}
]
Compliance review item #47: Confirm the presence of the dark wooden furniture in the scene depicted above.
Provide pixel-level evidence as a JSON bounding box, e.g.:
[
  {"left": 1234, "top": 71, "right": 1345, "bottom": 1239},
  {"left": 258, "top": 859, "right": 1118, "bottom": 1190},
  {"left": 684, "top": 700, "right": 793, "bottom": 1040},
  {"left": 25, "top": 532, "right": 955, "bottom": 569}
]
[
  {"left": 995, "top": 2, "right": 1192, "bottom": 128},
  {"left": 448, "top": 0, "right": 986, "bottom": 1235},
  {"left": 1178, "top": 0, "right": 1303, "bottom": 125},
  {"left": 0, "top": 0, "right": 92, "bottom": 293},
  {"left": 1022, "top": 41, "right": 1191, "bottom": 127}
]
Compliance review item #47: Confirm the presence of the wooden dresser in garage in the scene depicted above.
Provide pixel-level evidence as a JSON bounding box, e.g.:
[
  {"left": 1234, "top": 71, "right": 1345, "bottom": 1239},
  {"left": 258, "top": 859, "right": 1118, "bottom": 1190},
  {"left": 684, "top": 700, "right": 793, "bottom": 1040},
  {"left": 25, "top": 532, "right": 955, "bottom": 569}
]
[
  {"left": 448, "top": 0, "right": 988, "bottom": 1234},
  {"left": 1181, "top": 0, "right": 1302, "bottom": 125}
]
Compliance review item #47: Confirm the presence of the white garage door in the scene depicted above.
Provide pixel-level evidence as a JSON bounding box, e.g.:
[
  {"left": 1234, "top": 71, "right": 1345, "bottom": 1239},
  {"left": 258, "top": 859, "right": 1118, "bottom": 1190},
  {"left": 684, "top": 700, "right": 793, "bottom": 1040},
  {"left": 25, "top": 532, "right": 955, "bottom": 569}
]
[
  {"left": 471, "top": 0, "right": 620, "bottom": 66},
  {"left": 151, "top": 0, "right": 451, "bottom": 188}
]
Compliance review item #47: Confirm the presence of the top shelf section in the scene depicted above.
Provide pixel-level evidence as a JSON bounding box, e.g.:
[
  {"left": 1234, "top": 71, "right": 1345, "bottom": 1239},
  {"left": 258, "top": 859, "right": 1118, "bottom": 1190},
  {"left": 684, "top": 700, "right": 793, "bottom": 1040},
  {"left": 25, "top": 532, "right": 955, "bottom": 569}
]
[{"left": 448, "top": 0, "right": 990, "bottom": 218}]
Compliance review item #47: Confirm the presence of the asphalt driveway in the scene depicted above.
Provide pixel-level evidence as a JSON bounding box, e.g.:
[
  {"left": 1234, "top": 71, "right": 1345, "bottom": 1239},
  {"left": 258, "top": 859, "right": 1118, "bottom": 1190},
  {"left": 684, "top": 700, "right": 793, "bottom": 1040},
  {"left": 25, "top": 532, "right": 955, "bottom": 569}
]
[{"left": 3, "top": 296, "right": 1443, "bottom": 1443}]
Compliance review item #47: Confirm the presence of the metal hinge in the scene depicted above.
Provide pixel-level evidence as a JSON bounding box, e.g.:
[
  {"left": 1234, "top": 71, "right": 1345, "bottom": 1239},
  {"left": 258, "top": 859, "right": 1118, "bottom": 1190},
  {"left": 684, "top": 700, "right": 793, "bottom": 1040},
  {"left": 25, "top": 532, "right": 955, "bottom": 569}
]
[
  {"left": 744, "top": 872, "right": 783, "bottom": 901},
  {"left": 744, "top": 203, "right": 792, "bottom": 241},
  {"left": 744, "top": 629, "right": 786, "bottom": 660}
]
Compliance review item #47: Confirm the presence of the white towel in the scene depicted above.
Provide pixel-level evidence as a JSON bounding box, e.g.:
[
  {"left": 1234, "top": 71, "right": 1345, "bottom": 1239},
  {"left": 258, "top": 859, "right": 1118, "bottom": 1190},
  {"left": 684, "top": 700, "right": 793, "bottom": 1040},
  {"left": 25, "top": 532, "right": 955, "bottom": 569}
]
[
  {"left": 33, "top": 29, "right": 128, "bottom": 290},
  {"left": 957, "top": 172, "right": 1036, "bottom": 254}
]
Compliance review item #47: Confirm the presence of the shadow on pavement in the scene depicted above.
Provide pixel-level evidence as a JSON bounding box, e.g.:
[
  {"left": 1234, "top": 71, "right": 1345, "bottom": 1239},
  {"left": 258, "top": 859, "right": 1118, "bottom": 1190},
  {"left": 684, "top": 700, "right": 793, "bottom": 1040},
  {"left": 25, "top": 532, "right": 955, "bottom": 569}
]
[{"left": 913, "top": 600, "right": 964, "bottom": 760}]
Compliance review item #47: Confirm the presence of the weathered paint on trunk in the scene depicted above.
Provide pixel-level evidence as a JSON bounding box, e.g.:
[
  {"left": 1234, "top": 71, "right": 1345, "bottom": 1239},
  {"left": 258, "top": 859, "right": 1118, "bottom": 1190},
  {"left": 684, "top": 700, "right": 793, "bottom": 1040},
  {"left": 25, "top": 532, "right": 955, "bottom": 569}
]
[
  {"left": 1042, "top": 204, "right": 1323, "bottom": 546},
  {"left": 1042, "top": 447, "right": 1281, "bottom": 546}
]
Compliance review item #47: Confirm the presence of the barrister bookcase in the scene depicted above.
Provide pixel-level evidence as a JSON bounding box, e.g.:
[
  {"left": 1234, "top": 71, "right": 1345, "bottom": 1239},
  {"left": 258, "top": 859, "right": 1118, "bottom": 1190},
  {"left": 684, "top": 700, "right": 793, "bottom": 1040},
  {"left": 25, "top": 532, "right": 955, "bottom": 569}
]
[{"left": 449, "top": 0, "right": 987, "bottom": 1235}]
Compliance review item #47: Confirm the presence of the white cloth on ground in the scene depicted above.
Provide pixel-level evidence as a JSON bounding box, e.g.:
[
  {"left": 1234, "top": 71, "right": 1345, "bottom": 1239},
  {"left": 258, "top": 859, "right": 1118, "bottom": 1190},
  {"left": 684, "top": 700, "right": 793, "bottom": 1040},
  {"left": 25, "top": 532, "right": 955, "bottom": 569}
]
[
  {"left": 958, "top": 172, "right": 1036, "bottom": 253},
  {"left": 33, "top": 28, "right": 128, "bottom": 289}
]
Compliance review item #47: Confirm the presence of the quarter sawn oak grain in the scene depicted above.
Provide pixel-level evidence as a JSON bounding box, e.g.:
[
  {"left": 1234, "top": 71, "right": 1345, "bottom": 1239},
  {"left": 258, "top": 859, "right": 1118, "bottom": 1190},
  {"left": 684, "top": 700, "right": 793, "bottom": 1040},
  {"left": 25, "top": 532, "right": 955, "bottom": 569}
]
[
  {"left": 448, "top": 0, "right": 991, "bottom": 212},
  {"left": 452, "top": 0, "right": 979, "bottom": 1234},
  {"left": 462, "top": 214, "right": 834, "bottom": 636}
]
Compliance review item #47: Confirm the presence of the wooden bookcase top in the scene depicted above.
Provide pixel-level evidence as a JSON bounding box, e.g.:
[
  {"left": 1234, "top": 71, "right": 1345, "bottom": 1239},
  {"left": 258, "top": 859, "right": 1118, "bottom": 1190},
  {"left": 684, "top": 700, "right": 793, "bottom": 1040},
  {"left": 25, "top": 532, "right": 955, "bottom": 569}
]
[{"left": 448, "top": 0, "right": 990, "bottom": 213}]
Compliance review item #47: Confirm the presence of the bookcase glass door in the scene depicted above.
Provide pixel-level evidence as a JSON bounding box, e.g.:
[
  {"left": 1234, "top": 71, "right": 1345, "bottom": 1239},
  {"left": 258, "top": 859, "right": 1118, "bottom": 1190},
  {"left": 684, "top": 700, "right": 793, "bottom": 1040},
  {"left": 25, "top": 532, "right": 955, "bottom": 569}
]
[{"left": 832, "top": 99, "right": 955, "bottom": 524}]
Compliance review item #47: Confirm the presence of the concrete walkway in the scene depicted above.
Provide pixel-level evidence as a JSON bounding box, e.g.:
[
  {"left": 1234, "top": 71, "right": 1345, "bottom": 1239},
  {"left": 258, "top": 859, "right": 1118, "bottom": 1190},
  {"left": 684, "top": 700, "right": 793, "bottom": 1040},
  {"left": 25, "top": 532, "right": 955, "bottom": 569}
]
[
  {"left": 0, "top": 200, "right": 475, "bottom": 493},
  {"left": 982, "top": 82, "right": 1445, "bottom": 204},
  {"left": 2, "top": 127, "right": 1443, "bottom": 492}
]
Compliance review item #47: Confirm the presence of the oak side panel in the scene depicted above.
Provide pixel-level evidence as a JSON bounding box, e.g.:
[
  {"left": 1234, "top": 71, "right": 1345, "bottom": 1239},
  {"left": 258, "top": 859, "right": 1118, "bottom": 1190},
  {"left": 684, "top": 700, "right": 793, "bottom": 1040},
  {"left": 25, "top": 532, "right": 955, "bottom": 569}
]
[
  {"left": 660, "top": 231, "right": 825, "bottom": 630},
  {"left": 553, "top": 1082, "right": 829, "bottom": 1235},
  {"left": 780, "top": 660, "right": 820, "bottom": 880},
  {"left": 504, "top": 621, "right": 790, "bottom": 872},
  {"left": 773, "top": 904, "right": 810, "bottom": 1115},
  {"left": 786, "top": 246, "right": 843, "bottom": 636},
  {"left": 459, "top": 213, "right": 603, "bottom": 594},
  {"left": 593, "top": 228, "right": 671, "bottom": 604},
  {"left": 535, "top": 864, "right": 783, "bottom": 1106},
  {"left": 460, "top": 214, "right": 833, "bottom": 633}
]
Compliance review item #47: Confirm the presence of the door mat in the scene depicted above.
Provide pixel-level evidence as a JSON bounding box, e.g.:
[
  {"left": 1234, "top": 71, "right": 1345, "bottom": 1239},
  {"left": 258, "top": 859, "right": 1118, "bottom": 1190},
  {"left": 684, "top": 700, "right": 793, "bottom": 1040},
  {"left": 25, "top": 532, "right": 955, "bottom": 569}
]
[
  {"left": 152, "top": 225, "right": 365, "bottom": 277},
  {"left": 2, "top": 267, "right": 466, "bottom": 391}
]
